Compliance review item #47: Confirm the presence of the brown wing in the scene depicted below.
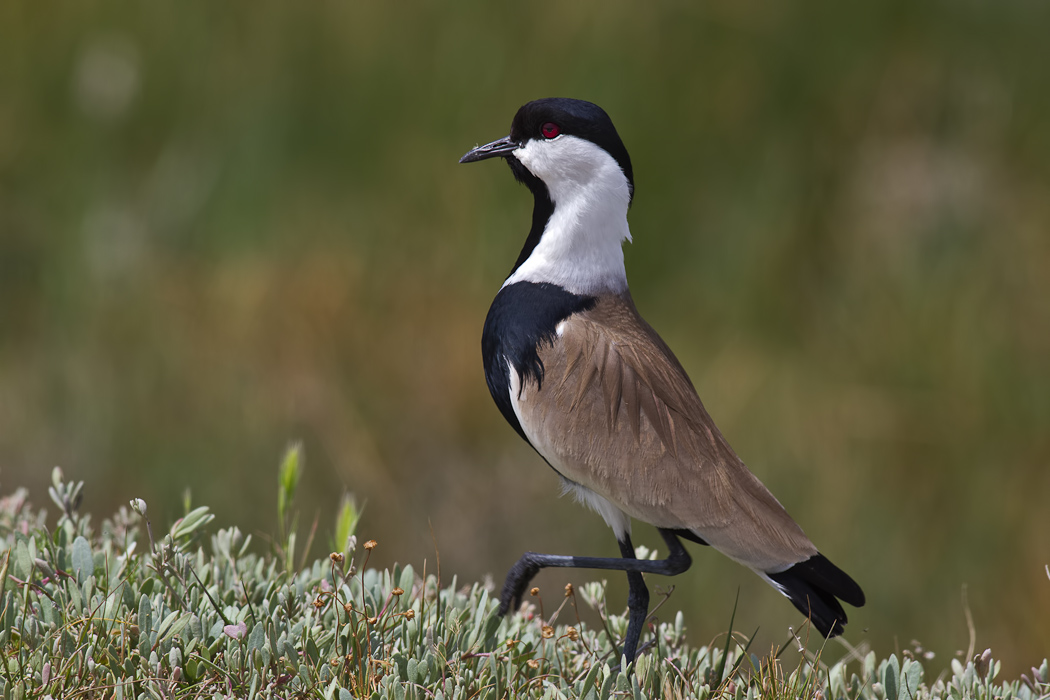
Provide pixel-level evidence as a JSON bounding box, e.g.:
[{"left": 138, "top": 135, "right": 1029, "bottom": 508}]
[{"left": 517, "top": 292, "right": 817, "bottom": 571}]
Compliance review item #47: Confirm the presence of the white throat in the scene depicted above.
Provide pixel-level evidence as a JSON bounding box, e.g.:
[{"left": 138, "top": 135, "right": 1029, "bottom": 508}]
[{"left": 502, "top": 135, "right": 633, "bottom": 296}]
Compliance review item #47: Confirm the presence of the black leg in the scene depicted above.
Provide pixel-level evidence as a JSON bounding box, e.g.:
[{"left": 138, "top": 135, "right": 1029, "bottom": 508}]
[
  {"left": 617, "top": 534, "right": 649, "bottom": 664},
  {"left": 498, "top": 528, "right": 692, "bottom": 664}
]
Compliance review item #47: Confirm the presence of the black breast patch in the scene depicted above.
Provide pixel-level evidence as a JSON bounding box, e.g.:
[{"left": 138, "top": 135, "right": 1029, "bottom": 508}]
[{"left": 482, "top": 281, "right": 596, "bottom": 442}]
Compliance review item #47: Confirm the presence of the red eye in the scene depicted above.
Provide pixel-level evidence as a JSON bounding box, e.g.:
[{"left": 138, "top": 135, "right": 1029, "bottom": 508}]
[{"left": 541, "top": 122, "right": 560, "bottom": 139}]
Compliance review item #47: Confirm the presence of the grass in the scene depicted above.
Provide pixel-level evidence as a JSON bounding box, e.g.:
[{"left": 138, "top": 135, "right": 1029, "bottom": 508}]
[
  {"left": 0, "top": 453, "right": 1046, "bottom": 699},
  {"left": 3, "top": 0, "right": 1050, "bottom": 667}
]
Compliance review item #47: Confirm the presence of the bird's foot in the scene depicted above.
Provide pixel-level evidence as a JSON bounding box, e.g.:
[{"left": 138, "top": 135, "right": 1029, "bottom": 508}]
[{"left": 498, "top": 553, "right": 543, "bottom": 616}]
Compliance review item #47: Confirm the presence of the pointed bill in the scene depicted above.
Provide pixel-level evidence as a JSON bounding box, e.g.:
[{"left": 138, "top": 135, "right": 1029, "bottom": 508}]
[{"left": 460, "top": 135, "right": 520, "bottom": 163}]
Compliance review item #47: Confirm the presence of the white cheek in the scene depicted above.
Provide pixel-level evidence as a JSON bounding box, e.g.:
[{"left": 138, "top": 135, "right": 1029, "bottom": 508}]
[
  {"left": 503, "top": 136, "right": 633, "bottom": 296},
  {"left": 514, "top": 137, "right": 576, "bottom": 185},
  {"left": 513, "top": 141, "right": 545, "bottom": 175}
]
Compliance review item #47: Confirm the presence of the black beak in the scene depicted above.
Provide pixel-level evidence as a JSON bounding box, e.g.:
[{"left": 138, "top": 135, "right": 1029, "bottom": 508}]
[{"left": 459, "top": 135, "right": 520, "bottom": 164}]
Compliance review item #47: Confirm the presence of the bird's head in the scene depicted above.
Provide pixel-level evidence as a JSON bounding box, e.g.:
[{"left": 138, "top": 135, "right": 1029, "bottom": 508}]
[
  {"left": 460, "top": 98, "right": 634, "bottom": 208},
  {"left": 461, "top": 98, "right": 635, "bottom": 294}
]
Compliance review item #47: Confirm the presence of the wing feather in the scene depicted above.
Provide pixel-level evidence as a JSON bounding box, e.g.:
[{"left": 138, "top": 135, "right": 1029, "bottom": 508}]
[
  {"left": 517, "top": 292, "right": 818, "bottom": 571},
  {"left": 602, "top": 341, "right": 624, "bottom": 433}
]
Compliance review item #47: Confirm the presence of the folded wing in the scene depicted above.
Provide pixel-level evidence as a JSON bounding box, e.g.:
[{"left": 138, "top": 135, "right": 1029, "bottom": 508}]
[{"left": 517, "top": 292, "right": 818, "bottom": 573}]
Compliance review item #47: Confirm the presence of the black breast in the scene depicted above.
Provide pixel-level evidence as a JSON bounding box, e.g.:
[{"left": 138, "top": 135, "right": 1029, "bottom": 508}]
[{"left": 482, "top": 281, "right": 596, "bottom": 442}]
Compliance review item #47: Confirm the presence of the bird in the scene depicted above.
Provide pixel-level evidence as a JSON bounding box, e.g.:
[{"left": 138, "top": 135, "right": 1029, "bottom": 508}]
[{"left": 459, "top": 97, "right": 864, "bottom": 664}]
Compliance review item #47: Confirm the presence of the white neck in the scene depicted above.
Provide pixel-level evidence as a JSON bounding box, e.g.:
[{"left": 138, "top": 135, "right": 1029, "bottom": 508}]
[{"left": 502, "top": 135, "right": 632, "bottom": 296}]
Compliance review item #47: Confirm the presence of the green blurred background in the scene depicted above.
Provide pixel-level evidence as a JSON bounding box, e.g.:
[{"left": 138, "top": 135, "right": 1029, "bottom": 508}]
[{"left": 2, "top": 0, "right": 1048, "bottom": 672}]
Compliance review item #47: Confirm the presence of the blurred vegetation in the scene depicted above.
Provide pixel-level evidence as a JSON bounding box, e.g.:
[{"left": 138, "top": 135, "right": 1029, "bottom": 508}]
[{"left": 1, "top": 0, "right": 1048, "bottom": 675}]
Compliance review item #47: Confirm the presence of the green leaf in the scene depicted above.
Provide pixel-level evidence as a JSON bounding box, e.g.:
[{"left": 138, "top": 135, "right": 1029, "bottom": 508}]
[
  {"left": 40, "top": 599, "right": 57, "bottom": 626},
  {"left": 578, "top": 662, "right": 603, "bottom": 699},
  {"left": 187, "top": 613, "right": 204, "bottom": 641},
  {"left": 156, "top": 611, "right": 192, "bottom": 645},
  {"left": 333, "top": 492, "right": 362, "bottom": 552},
  {"left": 864, "top": 650, "right": 878, "bottom": 680},
  {"left": 599, "top": 668, "right": 615, "bottom": 700},
  {"left": 277, "top": 442, "right": 303, "bottom": 524},
  {"left": 901, "top": 658, "right": 923, "bottom": 700},
  {"left": 248, "top": 621, "right": 266, "bottom": 652},
  {"left": 481, "top": 612, "right": 502, "bottom": 651},
  {"left": 285, "top": 531, "right": 297, "bottom": 575},
  {"left": 102, "top": 583, "right": 122, "bottom": 628},
  {"left": 305, "top": 634, "right": 321, "bottom": 664},
  {"left": 138, "top": 595, "right": 153, "bottom": 642},
  {"left": 66, "top": 577, "right": 84, "bottom": 614},
  {"left": 71, "top": 535, "right": 93, "bottom": 584},
  {"left": 883, "top": 654, "right": 901, "bottom": 700},
  {"left": 398, "top": 564, "right": 415, "bottom": 595},
  {"left": 62, "top": 629, "right": 76, "bottom": 656},
  {"left": 408, "top": 658, "right": 421, "bottom": 685},
  {"left": 14, "top": 539, "right": 33, "bottom": 581},
  {"left": 170, "top": 506, "right": 215, "bottom": 543},
  {"left": 268, "top": 620, "right": 281, "bottom": 662}
]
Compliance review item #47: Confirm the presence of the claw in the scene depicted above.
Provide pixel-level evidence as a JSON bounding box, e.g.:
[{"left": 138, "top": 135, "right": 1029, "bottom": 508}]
[{"left": 498, "top": 553, "right": 543, "bottom": 616}]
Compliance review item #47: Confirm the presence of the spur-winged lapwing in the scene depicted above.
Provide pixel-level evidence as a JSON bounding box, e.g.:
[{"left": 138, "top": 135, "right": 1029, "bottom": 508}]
[{"left": 460, "top": 98, "right": 864, "bottom": 663}]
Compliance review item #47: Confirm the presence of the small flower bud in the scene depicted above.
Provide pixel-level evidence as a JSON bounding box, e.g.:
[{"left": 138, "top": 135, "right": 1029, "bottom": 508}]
[
  {"left": 223, "top": 621, "right": 247, "bottom": 640},
  {"left": 975, "top": 648, "right": 992, "bottom": 677},
  {"left": 404, "top": 609, "right": 415, "bottom": 620},
  {"left": 541, "top": 625, "right": 554, "bottom": 639},
  {"left": 313, "top": 597, "right": 325, "bottom": 609},
  {"left": 527, "top": 659, "right": 540, "bottom": 669},
  {"left": 363, "top": 539, "right": 377, "bottom": 550},
  {"left": 506, "top": 639, "right": 518, "bottom": 648},
  {"left": 564, "top": 583, "right": 574, "bottom": 597},
  {"left": 34, "top": 558, "right": 56, "bottom": 581},
  {"left": 392, "top": 587, "right": 404, "bottom": 596},
  {"left": 529, "top": 587, "right": 539, "bottom": 597},
  {"left": 567, "top": 626, "right": 579, "bottom": 641},
  {"left": 343, "top": 602, "right": 354, "bottom": 615},
  {"left": 330, "top": 552, "right": 344, "bottom": 563},
  {"left": 130, "top": 498, "right": 147, "bottom": 516}
]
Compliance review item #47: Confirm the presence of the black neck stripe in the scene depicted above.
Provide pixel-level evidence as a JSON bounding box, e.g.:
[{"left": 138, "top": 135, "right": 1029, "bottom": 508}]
[
  {"left": 482, "top": 281, "right": 596, "bottom": 442},
  {"left": 506, "top": 158, "right": 555, "bottom": 277}
]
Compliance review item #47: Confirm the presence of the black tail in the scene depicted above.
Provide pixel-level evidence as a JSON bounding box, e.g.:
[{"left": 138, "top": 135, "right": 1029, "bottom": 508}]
[{"left": 767, "top": 553, "right": 865, "bottom": 638}]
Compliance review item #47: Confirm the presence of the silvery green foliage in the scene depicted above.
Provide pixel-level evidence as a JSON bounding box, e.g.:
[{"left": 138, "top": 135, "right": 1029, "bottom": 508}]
[{"left": 0, "top": 476, "right": 1047, "bottom": 699}]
